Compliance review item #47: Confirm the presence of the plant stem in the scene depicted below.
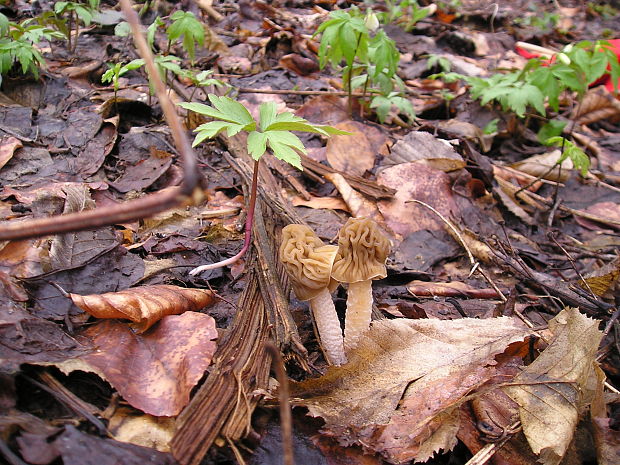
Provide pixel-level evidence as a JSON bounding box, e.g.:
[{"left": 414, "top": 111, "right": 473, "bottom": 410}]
[
  {"left": 347, "top": 33, "right": 363, "bottom": 117},
  {"left": 189, "top": 159, "right": 259, "bottom": 275}
]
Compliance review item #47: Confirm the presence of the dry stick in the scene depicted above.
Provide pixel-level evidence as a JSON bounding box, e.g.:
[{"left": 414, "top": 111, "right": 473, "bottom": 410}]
[
  {"left": 407, "top": 200, "right": 507, "bottom": 303},
  {"left": 0, "top": 0, "right": 199, "bottom": 242},
  {"left": 237, "top": 87, "right": 368, "bottom": 97},
  {"left": 264, "top": 342, "right": 295, "bottom": 465}
]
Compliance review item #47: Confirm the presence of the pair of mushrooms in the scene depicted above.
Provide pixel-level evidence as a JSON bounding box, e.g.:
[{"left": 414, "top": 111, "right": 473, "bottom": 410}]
[{"left": 279, "top": 218, "right": 390, "bottom": 366}]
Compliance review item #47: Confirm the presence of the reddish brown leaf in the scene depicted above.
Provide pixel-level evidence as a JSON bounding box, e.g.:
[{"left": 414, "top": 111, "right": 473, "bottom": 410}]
[
  {"left": 70, "top": 284, "right": 215, "bottom": 333},
  {"left": 278, "top": 53, "right": 319, "bottom": 76},
  {"left": 0, "top": 136, "right": 22, "bottom": 171},
  {"left": 377, "top": 163, "right": 459, "bottom": 237},
  {"left": 79, "top": 312, "right": 218, "bottom": 416}
]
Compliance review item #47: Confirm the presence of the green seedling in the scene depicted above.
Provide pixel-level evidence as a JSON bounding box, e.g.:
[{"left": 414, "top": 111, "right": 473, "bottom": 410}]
[
  {"left": 380, "top": 0, "right": 435, "bottom": 31},
  {"left": 0, "top": 13, "right": 64, "bottom": 85},
  {"left": 179, "top": 95, "right": 349, "bottom": 273},
  {"left": 101, "top": 58, "right": 143, "bottom": 112},
  {"left": 426, "top": 53, "right": 451, "bottom": 73},
  {"left": 181, "top": 69, "right": 227, "bottom": 101},
  {"left": 53, "top": 0, "right": 100, "bottom": 52},
  {"left": 315, "top": 7, "right": 409, "bottom": 122},
  {"left": 166, "top": 10, "right": 204, "bottom": 63},
  {"left": 545, "top": 136, "right": 590, "bottom": 177}
]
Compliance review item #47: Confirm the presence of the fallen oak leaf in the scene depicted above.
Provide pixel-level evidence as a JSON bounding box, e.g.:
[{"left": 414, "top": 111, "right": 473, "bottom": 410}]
[
  {"left": 291, "top": 317, "right": 532, "bottom": 464},
  {"left": 69, "top": 284, "right": 215, "bottom": 333},
  {"left": 56, "top": 312, "right": 218, "bottom": 416},
  {"left": 502, "top": 307, "right": 603, "bottom": 465}
]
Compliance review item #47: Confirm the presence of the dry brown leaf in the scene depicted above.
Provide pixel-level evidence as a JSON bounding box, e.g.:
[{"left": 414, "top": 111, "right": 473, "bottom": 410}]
[
  {"left": 510, "top": 150, "right": 573, "bottom": 182},
  {"left": 0, "top": 136, "right": 22, "bottom": 171},
  {"left": 579, "top": 257, "right": 620, "bottom": 299},
  {"left": 385, "top": 131, "right": 465, "bottom": 172},
  {"left": 326, "top": 121, "right": 388, "bottom": 176},
  {"left": 324, "top": 172, "right": 384, "bottom": 223},
  {"left": 290, "top": 194, "right": 349, "bottom": 211},
  {"left": 291, "top": 318, "right": 532, "bottom": 463},
  {"left": 70, "top": 284, "right": 215, "bottom": 333},
  {"left": 77, "top": 312, "right": 218, "bottom": 416},
  {"left": 575, "top": 201, "right": 620, "bottom": 232},
  {"left": 572, "top": 86, "right": 620, "bottom": 125},
  {"left": 295, "top": 95, "right": 350, "bottom": 126},
  {"left": 108, "top": 407, "right": 175, "bottom": 452},
  {"left": 502, "top": 307, "right": 603, "bottom": 465},
  {"left": 377, "top": 163, "right": 459, "bottom": 237}
]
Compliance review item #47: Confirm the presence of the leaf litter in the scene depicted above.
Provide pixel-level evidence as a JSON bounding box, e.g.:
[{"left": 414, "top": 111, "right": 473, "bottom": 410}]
[{"left": 0, "top": 0, "right": 619, "bottom": 464}]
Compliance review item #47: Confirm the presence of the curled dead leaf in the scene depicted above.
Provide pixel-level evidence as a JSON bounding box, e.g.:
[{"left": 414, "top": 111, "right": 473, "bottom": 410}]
[{"left": 70, "top": 284, "right": 215, "bottom": 333}]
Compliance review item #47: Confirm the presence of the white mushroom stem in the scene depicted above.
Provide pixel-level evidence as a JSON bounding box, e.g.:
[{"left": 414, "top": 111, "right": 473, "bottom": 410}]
[
  {"left": 344, "top": 280, "right": 373, "bottom": 352},
  {"left": 310, "top": 288, "right": 346, "bottom": 366}
]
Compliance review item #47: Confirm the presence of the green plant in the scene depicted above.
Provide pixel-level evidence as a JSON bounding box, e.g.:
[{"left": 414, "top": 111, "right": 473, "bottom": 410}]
[
  {"left": 101, "top": 58, "right": 143, "bottom": 111},
  {"left": 0, "top": 13, "right": 63, "bottom": 84},
  {"left": 545, "top": 136, "right": 590, "bottom": 176},
  {"left": 181, "top": 69, "right": 227, "bottom": 101},
  {"left": 514, "top": 12, "right": 559, "bottom": 34},
  {"left": 379, "top": 0, "right": 435, "bottom": 31},
  {"left": 431, "top": 41, "right": 620, "bottom": 177},
  {"left": 166, "top": 10, "right": 204, "bottom": 63},
  {"left": 179, "top": 95, "right": 348, "bottom": 273},
  {"left": 426, "top": 53, "right": 451, "bottom": 73},
  {"left": 53, "top": 0, "right": 100, "bottom": 52},
  {"left": 315, "top": 7, "right": 410, "bottom": 122}
]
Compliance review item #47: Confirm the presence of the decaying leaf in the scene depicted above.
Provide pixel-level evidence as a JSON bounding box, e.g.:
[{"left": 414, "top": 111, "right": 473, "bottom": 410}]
[
  {"left": 502, "top": 307, "right": 603, "bottom": 465},
  {"left": 70, "top": 284, "right": 215, "bottom": 333},
  {"left": 324, "top": 172, "right": 385, "bottom": 223},
  {"left": 377, "top": 163, "right": 459, "bottom": 237},
  {"left": 0, "top": 136, "right": 22, "bottom": 171},
  {"left": 71, "top": 312, "right": 218, "bottom": 416},
  {"left": 385, "top": 131, "right": 466, "bottom": 172},
  {"left": 108, "top": 407, "right": 175, "bottom": 452},
  {"left": 578, "top": 257, "right": 620, "bottom": 298},
  {"left": 325, "top": 121, "right": 389, "bottom": 176},
  {"left": 291, "top": 317, "right": 532, "bottom": 463},
  {"left": 510, "top": 150, "right": 572, "bottom": 183}
]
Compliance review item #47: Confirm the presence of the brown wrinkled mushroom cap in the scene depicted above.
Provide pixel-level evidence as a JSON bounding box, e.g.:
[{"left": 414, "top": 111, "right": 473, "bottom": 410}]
[
  {"left": 279, "top": 224, "right": 339, "bottom": 301},
  {"left": 332, "top": 218, "right": 390, "bottom": 283}
]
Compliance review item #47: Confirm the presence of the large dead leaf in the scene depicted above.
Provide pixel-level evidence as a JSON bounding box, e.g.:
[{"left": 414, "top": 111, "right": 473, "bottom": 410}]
[
  {"left": 502, "top": 307, "right": 603, "bottom": 465},
  {"left": 70, "top": 284, "right": 215, "bottom": 333},
  {"left": 66, "top": 312, "right": 218, "bottom": 416},
  {"left": 377, "top": 163, "right": 459, "bottom": 237},
  {"left": 385, "top": 131, "right": 465, "bottom": 172},
  {"left": 325, "top": 121, "right": 389, "bottom": 176},
  {"left": 291, "top": 318, "right": 532, "bottom": 463}
]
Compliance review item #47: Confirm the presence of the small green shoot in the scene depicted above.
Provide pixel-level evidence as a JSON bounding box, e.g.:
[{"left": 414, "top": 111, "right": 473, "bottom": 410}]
[
  {"left": 166, "top": 11, "right": 204, "bottom": 63},
  {"left": 545, "top": 136, "right": 590, "bottom": 177},
  {"left": 180, "top": 95, "right": 348, "bottom": 170},
  {"left": 53, "top": 0, "right": 100, "bottom": 52}
]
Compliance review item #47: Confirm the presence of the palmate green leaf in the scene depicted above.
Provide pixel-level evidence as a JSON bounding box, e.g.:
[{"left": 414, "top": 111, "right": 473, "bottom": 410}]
[
  {"left": 247, "top": 131, "right": 268, "bottom": 160},
  {"left": 167, "top": 11, "right": 204, "bottom": 60},
  {"left": 506, "top": 83, "right": 546, "bottom": 117},
  {"left": 264, "top": 131, "right": 306, "bottom": 170},
  {"left": 529, "top": 66, "right": 560, "bottom": 111},
  {"left": 546, "top": 136, "right": 590, "bottom": 176}
]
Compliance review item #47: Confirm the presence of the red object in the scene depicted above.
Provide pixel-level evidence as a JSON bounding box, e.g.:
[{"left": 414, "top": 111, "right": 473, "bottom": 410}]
[{"left": 516, "top": 39, "right": 620, "bottom": 92}]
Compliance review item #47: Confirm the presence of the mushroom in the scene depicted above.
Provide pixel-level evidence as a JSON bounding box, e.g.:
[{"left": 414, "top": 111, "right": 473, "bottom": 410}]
[
  {"left": 332, "top": 218, "right": 390, "bottom": 352},
  {"left": 279, "top": 224, "right": 346, "bottom": 365}
]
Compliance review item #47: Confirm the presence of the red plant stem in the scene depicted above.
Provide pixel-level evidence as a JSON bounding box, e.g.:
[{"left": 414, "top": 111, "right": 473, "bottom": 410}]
[{"left": 189, "top": 159, "right": 259, "bottom": 274}]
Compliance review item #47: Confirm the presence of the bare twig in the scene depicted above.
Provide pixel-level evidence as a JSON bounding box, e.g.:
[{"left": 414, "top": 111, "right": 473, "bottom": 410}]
[{"left": 265, "top": 342, "right": 294, "bottom": 465}]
